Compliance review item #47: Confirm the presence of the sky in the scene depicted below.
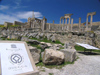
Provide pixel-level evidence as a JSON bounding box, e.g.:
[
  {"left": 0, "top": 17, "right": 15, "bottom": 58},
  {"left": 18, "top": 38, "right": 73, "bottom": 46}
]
[{"left": 0, "top": 0, "right": 100, "bottom": 24}]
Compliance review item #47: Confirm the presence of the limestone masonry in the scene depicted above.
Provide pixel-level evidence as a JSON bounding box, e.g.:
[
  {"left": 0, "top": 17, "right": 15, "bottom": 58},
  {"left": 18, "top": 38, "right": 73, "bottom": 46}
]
[{"left": 3, "top": 11, "right": 100, "bottom": 32}]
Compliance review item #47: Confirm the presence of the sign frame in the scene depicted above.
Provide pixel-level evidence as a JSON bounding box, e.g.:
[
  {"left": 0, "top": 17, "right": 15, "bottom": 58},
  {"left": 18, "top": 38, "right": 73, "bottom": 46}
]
[{"left": 0, "top": 41, "right": 39, "bottom": 75}]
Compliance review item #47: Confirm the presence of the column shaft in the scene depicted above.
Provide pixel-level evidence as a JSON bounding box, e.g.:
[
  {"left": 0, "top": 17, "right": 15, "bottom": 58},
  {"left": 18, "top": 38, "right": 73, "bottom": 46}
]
[
  {"left": 71, "top": 18, "right": 73, "bottom": 32},
  {"left": 65, "top": 18, "right": 67, "bottom": 24},
  {"left": 60, "top": 18, "right": 61, "bottom": 24},
  {"left": 79, "top": 18, "right": 81, "bottom": 32},
  {"left": 90, "top": 15, "right": 93, "bottom": 27},
  {"left": 86, "top": 16, "right": 88, "bottom": 29},
  {"left": 63, "top": 18, "right": 64, "bottom": 24},
  {"left": 68, "top": 17, "right": 71, "bottom": 31}
]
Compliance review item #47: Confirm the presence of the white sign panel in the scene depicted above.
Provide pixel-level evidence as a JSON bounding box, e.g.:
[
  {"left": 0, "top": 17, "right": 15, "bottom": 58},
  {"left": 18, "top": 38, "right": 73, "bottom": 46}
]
[
  {"left": 0, "top": 43, "right": 34, "bottom": 75},
  {"left": 76, "top": 43, "right": 99, "bottom": 50}
]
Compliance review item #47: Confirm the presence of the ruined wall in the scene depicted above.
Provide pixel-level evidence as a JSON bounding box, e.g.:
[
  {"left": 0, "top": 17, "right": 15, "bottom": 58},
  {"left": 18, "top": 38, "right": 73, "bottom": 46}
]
[
  {"left": 46, "top": 23, "right": 62, "bottom": 31},
  {"left": 13, "top": 21, "right": 25, "bottom": 26},
  {"left": 4, "top": 22, "right": 13, "bottom": 27}
]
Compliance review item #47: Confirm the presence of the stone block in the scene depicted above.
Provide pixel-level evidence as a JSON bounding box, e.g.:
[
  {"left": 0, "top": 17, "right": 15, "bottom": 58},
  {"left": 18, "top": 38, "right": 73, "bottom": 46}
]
[
  {"left": 61, "top": 49, "right": 76, "bottom": 62},
  {"left": 43, "top": 49, "right": 64, "bottom": 65}
]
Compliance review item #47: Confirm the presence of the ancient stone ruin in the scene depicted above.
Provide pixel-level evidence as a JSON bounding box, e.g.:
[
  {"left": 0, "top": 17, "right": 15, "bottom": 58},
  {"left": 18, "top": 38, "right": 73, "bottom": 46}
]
[{"left": 0, "top": 11, "right": 100, "bottom": 75}]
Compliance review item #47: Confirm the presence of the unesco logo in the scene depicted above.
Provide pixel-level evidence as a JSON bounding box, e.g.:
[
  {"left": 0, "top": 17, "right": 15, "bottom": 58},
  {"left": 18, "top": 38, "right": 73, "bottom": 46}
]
[
  {"left": 10, "top": 54, "right": 23, "bottom": 64},
  {"left": 11, "top": 44, "right": 17, "bottom": 48}
]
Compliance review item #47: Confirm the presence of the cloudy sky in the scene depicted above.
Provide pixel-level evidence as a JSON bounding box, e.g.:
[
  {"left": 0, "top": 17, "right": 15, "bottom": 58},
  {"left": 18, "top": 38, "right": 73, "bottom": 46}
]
[{"left": 0, "top": 0, "right": 100, "bottom": 24}]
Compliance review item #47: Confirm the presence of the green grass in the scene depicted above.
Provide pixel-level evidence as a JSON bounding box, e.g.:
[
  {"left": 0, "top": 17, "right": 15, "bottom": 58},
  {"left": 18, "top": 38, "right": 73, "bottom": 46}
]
[
  {"left": 30, "top": 37, "right": 64, "bottom": 45},
  {"left": 7, "top": 38, "right": 21, "bottom": 41},
  {"left": 0, "top": 37, "right": 21, "bottom": 41},
  {"left": 49, "top": 73, "right": 54, "bottom": 75},
  {"left": 36, "top": 61, "right": 74, "bottom": 69},
  {"left": 1, "top": 37, "right": 6, "bottom": 40},
  {"left": 27, "top": 42, "right": 45, "bottom": 52},
  {"left": 0, "top": 25, "right": 5, "bottom": 28},
  {"left": 36, "top": 57, "right": 79, "bottom": 69},
  {"left": 74, "top": 45, "right": 84, "bottom": 51},
  {"left": 8, "top": 25, "right": 20, "bottom": 28}
]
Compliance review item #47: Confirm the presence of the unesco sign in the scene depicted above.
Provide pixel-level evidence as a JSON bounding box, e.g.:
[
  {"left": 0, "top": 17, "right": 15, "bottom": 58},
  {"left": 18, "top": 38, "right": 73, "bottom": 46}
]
[{"left": 0, "top": 41, "right": 39, "bottom": 75}]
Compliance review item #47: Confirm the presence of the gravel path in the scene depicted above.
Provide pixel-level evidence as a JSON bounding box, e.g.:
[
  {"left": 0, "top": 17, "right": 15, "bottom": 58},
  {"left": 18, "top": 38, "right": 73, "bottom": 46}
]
[{"left": 38, "top": 53, "right": 100, "bottom": 75}]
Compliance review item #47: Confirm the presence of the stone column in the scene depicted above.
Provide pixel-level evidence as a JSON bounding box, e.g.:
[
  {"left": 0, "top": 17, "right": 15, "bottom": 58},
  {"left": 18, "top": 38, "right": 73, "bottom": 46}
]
[
  {"left": 90, "top": 15, "right": 93, "bottom": 27},
  {"left": 86, "top": 16, "right": 88, "bottom": 30},
  {"left": 33, "top": 21, "right": 35, "bottom": 28},
  {"left": 53, "top": 20, "right": 54, "bottom": 24},
  {"left": 65, "top": 18, "right": 67, "bottom": 24},
  {"left": 42, "top": 19, "right": 45, "bottom": 32},
  {"left": 63, "top": 18, "right": 64, "bottom": 24},
  {"left": 49, "top": 24, "right": 50, "bottom": 31},
  {"left": 79, "top": 18, "right": 81, "bottom": 32},
  {"left": 71, "top": 18, "right": 73, "bottom": 32},
  {"left": 62, "top": 18, "right": 64, "bottom": 30},
  {"left": 60, "top": 18, "right": 61, "bottom": 24},
  {"left": 68, "top": 17, "right": 70, "bottom": 31},
  {"left": 65, "top": 18, "right": 67, "bottom": 31}
]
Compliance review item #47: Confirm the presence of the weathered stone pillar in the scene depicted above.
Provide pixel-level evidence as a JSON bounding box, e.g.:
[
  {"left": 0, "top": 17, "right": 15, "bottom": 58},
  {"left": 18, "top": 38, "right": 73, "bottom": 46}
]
[
  {"left": 60, "top": 18, "right": 61, "bottom": 24},
  {"left": 79, "top": 17, "right": 81, "bottom": 32},
  {"left": 49, "top": 24, "right": 50, "bottom": 31},
  {"left": 53, "top": 20, "right": 55, "bottom": 24},
  {"left": 71, "top": 18, "right": 73, "bottom": 32},
  {"left": 86, "top": 16, "right": 88, "bottom": 30},
  {"left": 90, "top": 15, "right": 93, "bottom": 27},
  {"left": 65, "top": 18, "right": 67, "bottom": 24},
  {"left": 68, "top": 17, "right": 70, "bottom": 31},
  {"left": 63, "top": 18, "right": 64, "bottom": 24},
  {"left": 33, "top": 21, "right": 35, "bottom": 28},
  {"left": 42, "top": 19, "right": 45, "bottom": 32},
  {"left": 62, "top": 18, "right": 64, "bottom": 30}
]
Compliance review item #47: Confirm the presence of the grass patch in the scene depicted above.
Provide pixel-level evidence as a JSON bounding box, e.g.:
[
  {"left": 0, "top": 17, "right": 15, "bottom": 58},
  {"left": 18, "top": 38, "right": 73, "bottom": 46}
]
[
  {"left": 0, "top": 37, "right": 6, "bottom": 40},
  {"left": 30, "top": 37, "right": 64, "bottom": 45},
  {"left": 36, "top": 57, "right": 79, "bottom": 69},
  {"left": 0, "top": 37, "right": 21, "bottom": 41},
  {"left": 49, "top": 73, "right": 54, "bottom": 75},
  {"left": 27, "top": 42, "right": 45, "bottom": 52},
  {"left": 8, "top": 25, "right": 20, "bottom": 28},
  {"left": 7, "top": 38, "right": 21, "bottom": 41},
  {"left": 0, "top": 25, "right": 5, "bottom": 28},
  {"left": 36, "top": 61, "right": 74, "bottom": 69}
]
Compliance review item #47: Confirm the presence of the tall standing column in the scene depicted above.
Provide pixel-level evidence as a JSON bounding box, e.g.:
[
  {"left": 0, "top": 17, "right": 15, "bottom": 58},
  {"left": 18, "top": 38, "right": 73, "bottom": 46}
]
[
  {"left": 90, "top": 15, "right": 93, "bottom": 27},
  {"left": 33, "top": 21, "right": 35, "bottom": 28},
  {"left": 60, "top": 18, "right": 61, "bottom": 24},
  {"left": 62, "top": 18, "right": 64, "bottom": 30},
  {"left": 79, "top": 17, "right": 81, "bottom": 32},
  {"left": 42, "top": 19, "right": 45, "bottom": 32},
  {"left": 63, "top": 18, "right": 64, "bottom": 24},
  {"left": 71, "top": 18, "right": 73, "bottom": 32},
  {"left": 65, "top": 18, "right": 67, "bottom": 31},
  {"left": 49, "top": 24, "right": 50, "bottom": 31},
  {"left": 65, "top": 18, "right": 67, "bottom": 24},
  {"left": 68, "top": 17, "right": 71, "bottom": 31},
  {"left": 86, "top": 16, "right": 88, "bottom": 30}
]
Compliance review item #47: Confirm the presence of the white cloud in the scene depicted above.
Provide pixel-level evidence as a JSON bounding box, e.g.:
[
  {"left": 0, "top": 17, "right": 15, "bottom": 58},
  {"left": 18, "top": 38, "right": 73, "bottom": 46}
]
[
  {"left": 0, "top": 5, "right": 9, "bottom": 10},
  {"left": 17, "top": 11, "right": 43, "bottom": 19},
  {"left": 0, "top": 13, "right": 20, "bottom": 24},
  {"left": 0, "top": 11, "right": 43, "bottom": 24},
  {"left": 14, "top": 0, "right": 21, "bottom": 6}
]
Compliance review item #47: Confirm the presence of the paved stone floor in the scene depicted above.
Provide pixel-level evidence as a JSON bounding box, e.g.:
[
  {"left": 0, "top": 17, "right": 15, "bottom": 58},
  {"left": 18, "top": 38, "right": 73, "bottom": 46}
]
[{"left": 38, "top": 53, "right": 100, "bottom": 75}]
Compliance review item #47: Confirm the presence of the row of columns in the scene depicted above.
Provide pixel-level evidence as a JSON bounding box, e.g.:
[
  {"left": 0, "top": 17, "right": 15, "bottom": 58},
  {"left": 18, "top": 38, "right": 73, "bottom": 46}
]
[
  {"left": 86, "top": 15, "right": 93, "bottom": 29},
  {"left": 86, "top": 12, "right": 96, "bottom": 31},
  {"left": 60, "top": 18, "right": 70, "bottom": 25},
  {"left": 60, "top": 17, "right": 71, "bottom": 31}
]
